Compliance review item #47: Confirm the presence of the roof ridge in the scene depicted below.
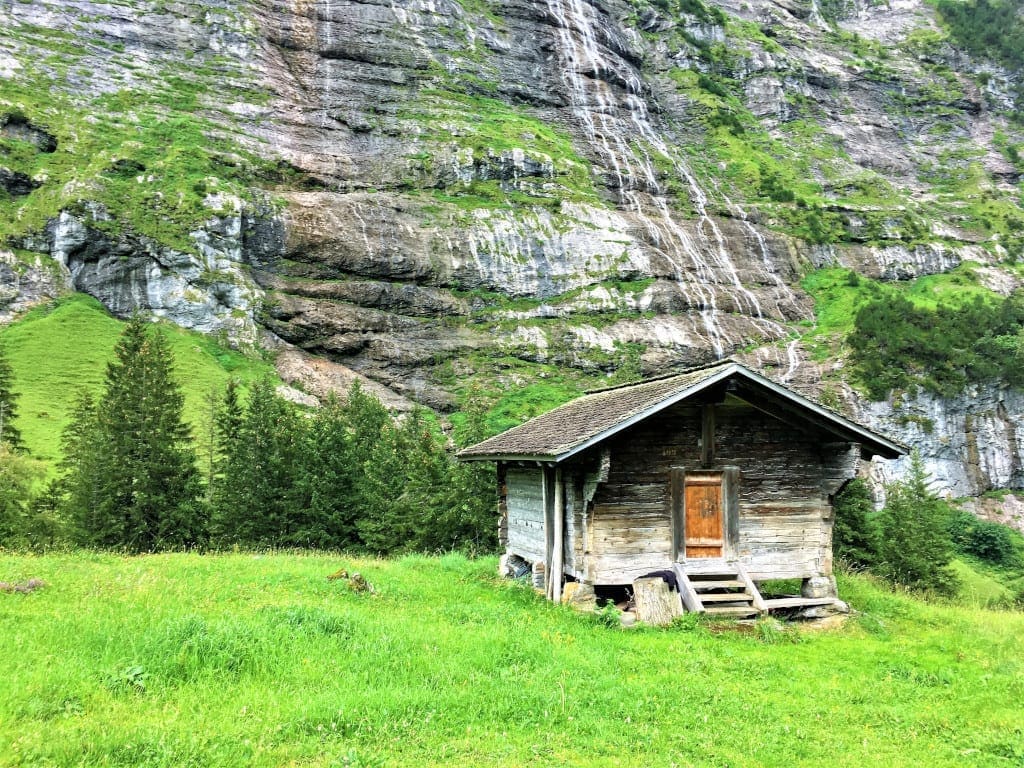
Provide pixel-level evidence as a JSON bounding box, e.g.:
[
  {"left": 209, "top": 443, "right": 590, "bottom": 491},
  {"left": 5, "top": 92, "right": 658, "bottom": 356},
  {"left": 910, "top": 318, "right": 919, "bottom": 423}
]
[{"left": 583, "top": 358, "right": 738, "bottom": 395}]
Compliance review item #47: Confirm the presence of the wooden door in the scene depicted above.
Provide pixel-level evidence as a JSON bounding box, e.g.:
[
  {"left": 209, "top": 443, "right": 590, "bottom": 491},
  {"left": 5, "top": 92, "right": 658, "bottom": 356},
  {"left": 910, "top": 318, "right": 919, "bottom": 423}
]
[{"left": 684, "top": 475, "right": 723, "bottom": 558}]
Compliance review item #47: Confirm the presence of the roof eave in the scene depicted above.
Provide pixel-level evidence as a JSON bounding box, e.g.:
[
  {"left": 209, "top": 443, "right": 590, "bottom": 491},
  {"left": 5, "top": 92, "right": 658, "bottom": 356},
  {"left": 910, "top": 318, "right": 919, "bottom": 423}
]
[
  {"left": 459, "top": 365, "right": 739, "bottom": 464},
  {"left": 735, "top": 367, "right": 907, "bottom": 458},
  {"left": 456, "top": 452, "right": 557, "bottom": 464},
  {"left": 456, "top": 361, "right": 907, "bottom": 463}
]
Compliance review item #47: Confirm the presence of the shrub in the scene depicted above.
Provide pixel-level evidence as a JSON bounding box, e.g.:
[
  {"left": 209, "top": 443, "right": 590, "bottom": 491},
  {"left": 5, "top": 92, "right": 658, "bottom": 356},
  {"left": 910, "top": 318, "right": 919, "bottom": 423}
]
[{"left": 950, "top": 509, "right": 1019, "bottom": 566}]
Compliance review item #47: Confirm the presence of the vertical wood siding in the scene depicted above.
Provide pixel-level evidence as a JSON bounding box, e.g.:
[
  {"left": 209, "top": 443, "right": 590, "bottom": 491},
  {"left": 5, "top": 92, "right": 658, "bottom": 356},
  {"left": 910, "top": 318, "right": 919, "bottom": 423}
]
[{"left": 506, "top": 468, "right": 546, "bottom": 564}]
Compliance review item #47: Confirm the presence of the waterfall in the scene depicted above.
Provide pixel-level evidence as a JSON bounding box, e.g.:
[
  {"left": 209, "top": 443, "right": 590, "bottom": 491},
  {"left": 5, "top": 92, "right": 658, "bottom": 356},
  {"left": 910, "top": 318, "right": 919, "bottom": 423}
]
[{"left": 545, "top": 0, "right": 789, "bottom": 358}]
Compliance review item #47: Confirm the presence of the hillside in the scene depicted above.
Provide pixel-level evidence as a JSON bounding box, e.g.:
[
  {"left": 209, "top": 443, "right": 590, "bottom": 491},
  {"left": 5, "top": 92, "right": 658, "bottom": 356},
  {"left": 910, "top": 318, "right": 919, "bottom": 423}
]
[
  {"left": 1, "top": 552, "right": 1022, "bottom": 767},
  {"left": 1, "top": 0, "right": 1023, "bottom": 497},
  {"left": 0, "top": 294, "right": 274, "bottom": 462}
]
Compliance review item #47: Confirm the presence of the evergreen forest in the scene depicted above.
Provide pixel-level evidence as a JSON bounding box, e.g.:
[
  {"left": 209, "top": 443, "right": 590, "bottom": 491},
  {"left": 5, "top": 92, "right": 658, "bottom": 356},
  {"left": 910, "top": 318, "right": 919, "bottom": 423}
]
[{"left": 0, "top": 315, "right": 496, "bottom": 555}]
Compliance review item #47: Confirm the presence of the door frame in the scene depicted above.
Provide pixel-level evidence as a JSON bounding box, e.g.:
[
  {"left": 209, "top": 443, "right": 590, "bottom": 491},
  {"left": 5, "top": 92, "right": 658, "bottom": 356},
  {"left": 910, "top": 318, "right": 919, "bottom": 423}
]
[{"left": 670, "top": 465, "right": 740, "bottom": 562}]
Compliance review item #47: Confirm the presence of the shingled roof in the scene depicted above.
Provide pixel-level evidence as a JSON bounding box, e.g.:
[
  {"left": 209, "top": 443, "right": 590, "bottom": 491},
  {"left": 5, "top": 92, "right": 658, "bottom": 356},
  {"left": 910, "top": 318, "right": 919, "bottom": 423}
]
[{"left": 458, "top": 360, "right": 905, "bottom": 462}]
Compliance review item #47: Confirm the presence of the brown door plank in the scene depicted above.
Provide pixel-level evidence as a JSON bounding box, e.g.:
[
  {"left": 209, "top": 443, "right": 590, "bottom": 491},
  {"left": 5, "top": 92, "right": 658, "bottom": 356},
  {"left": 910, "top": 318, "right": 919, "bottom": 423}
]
[{"left": 685, "top": 479, "right": 723, "bottom": 558}]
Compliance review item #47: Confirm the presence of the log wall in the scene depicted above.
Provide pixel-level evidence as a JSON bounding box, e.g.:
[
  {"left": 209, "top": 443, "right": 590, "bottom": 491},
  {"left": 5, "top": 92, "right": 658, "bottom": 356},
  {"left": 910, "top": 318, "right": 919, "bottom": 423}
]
[{"left": 570, "top": 399, "right": 858, "bottom": 584}]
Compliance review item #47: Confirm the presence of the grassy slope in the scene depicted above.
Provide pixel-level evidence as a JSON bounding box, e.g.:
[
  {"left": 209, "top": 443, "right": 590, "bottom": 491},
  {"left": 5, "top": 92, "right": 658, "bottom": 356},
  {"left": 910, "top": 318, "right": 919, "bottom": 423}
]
[
  {"left": 0, "top": 294, "right": 274, "bottom": 463},
  {"left": 0, "top": 552, "right": 1022, "bottom": 767}
]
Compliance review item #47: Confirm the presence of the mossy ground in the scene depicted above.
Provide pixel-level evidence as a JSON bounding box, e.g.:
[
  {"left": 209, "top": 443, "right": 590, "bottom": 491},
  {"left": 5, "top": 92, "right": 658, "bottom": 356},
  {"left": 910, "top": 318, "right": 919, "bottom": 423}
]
[{"left": 0, "top": 551, "right": 1022, "bottom": 767}]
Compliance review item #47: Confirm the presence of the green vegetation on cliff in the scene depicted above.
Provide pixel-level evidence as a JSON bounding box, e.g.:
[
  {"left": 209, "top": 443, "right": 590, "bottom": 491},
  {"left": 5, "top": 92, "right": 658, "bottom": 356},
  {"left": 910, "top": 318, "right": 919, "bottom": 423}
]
[
  {"left": 0, "top": 11, "right": 273, "bottom": 255},
  {"left": 849, "top": 290, "right": 1024, "bottom": 399},
  {"left": 800, "top": 265, "right": 1024, "bottom": 399},
  {"left": 936, "top": 0, "right": 1024, "bottom": 75}
]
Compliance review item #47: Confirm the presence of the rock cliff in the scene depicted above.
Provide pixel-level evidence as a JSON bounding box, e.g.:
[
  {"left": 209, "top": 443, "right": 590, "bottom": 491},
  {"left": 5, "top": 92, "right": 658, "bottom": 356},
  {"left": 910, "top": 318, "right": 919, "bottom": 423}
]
[{"left": 1, "top": 0, "right": 1023, "bottom": 493}]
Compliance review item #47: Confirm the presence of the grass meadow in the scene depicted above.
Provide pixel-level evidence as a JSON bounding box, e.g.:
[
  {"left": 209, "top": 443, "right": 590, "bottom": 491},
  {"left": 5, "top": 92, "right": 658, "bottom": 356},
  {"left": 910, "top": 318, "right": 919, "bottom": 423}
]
[{"left": 1, "top": 552, "right": 1022, "bottom": 767}]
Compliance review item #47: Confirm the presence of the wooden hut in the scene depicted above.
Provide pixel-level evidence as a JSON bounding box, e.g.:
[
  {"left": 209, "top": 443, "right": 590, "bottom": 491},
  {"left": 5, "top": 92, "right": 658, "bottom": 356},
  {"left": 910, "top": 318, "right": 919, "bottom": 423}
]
[{"left": 458, "top": 360, "right": 905, "bottom": 617}]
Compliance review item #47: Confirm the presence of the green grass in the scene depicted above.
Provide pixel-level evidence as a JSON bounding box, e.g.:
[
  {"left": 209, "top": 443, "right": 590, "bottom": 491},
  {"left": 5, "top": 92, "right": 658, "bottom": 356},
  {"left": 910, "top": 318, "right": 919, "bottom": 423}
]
[
  {"left": 0, "top": 294, "right": 274, "bottom": 463},
  {"left": 0, "top": 552, "right": 1023, "bottom": 766},
  {"left": 949, "top": 558, "right": 1016, "bottom": 607}
]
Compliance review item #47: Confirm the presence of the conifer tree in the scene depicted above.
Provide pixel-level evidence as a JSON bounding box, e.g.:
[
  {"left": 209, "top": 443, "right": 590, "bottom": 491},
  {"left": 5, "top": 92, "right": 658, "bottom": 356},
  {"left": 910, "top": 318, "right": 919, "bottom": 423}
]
[
  {"left": 211, "top": 377, "right": 302, "bottom": 546},
  {"left": 0, "top": 339, "right": 23, "bottom": 451},
  {"left": 351, "top": 406, "right": 406, "bottom": 552},
  {"left": 58, "top": 391, "right": 104, "bottom": 543},
  {"left": 832, "top": 478, "right": 879, "bottom": 569},
  {"left": 295, "top": 393, "right": 358, "bottom": 549},
  {"left": 67, "top": 316, "right": 204, "bottom": 551},
  {"left": 877, "top": 451, "right": 959, "bottom": 595}
]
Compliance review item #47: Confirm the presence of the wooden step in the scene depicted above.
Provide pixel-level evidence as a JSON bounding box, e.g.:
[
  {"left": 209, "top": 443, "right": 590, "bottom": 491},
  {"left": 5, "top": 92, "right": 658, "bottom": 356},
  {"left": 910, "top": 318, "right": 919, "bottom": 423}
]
[
  {"left": 698, "top": 592, "right": 754, "bottom": 603},
  {"left": 763, "top": 597, "right": 838, "bottom": 610},
  {"left": 690, "top": 579, "right": 745, "bottom": 590},
  {"left": 703, "top": 605, "right": 760, "bottom": 617},
  {"left": 673, "top": 563, "right": 768, "bottom": 618}
]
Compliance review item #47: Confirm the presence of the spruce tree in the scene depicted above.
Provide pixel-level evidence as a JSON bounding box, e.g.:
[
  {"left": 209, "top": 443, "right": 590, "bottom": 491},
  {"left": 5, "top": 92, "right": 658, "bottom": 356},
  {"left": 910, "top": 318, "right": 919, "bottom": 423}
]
[
  {"left": 0, "top": 339, "right": 23, "bottom": 451},
  {"left": 832, "top": 478, "right": 879, "bottom": 569},
  {"left": 295, "top": 394, "right": 358, "bottom": 549},
  {"left": 349, "top": 386, "right": 407, "bottom": 553},
  {"left": 58, "top": 391, "right": 104, "bottom": 544},
  {"left": 877, "top": 451, "right": 959, "bottom": 595},
  {"left": 72, "top": 316, "right": 204, "bottom": 551},
  {"left": 211, "top": 377, "right": 302, "bottom": 547}
]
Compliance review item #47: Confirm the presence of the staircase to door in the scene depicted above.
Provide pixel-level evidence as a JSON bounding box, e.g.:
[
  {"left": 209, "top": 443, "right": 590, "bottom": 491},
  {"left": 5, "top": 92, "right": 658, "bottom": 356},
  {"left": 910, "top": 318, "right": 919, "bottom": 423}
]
[{"left": 672, "top": 562, "right": 765, "bottom": 618}]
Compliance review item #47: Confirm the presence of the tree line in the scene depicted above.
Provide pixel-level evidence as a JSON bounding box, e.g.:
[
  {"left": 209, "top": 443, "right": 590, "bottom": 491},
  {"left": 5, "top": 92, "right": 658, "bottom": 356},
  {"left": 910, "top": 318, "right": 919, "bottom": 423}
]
[
  {"left": 833, "top": 452, "right": 1023, "bottom": 600},
  {"left": 0, "top": 316, "right": 497, "bottom": 554}
]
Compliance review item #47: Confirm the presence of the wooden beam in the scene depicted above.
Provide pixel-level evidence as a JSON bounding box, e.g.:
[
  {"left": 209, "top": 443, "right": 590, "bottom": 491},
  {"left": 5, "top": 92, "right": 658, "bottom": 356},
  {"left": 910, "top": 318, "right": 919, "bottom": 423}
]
[
  {"left": 551, "top": 468, "right": 564, "bottom": 603},
  {"left": 723, "top": 466, "right": 740, "bottom": 555},
  {"left": 732, "top": 382, "right": 867, "bottom": 448},
  {"left": 670, "top": 466, "right": 685, "bottom": 562},
  {"left": 542, "top": 466, "right": 553, "bottom": 599},
  {"left": 497, "top": 463, "right": 509, "bottom": 549},
  {"left": 734, "top": 561, "right": 767, "bottom": 615},
  {"left": 700, "top": 405, "right": 715, "bottom": 468},
  {"left": 672, "top": 564, "right": 706, "bottom": 613}
]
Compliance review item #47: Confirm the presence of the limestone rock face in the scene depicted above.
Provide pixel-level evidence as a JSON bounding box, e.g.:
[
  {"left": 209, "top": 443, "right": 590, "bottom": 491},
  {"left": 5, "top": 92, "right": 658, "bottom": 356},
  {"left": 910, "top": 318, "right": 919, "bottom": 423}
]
[
  {"left": 1, "top": 0, "right": 1023, "bottom": 494},
  {"left": 0, "top": 250, "right": 67, "bottom": 323},
  {"left": 16, "top": 209, "right": 265, "bottom": 342},
  {"left": 863, "top": 385, "right": 1024, "bottom": 499}
]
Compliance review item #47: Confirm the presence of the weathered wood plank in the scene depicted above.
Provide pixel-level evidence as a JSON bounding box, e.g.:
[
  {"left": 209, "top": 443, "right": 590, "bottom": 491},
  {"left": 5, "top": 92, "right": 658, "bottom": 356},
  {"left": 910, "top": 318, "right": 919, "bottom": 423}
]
[
  {"left": 585, "top": 553, "right": 674, "bottom": 584},
  {"left": 701, "top": 405, "right": 715, "bottom": 468},
  {"left": 672, "top": 564, "right": 705, "bottom": 613},
  {"left": 734, "top": 561, "right": 767, "bottom": 613},
  {"left": 703, "top": 605, "right": 760, "bottom": 617},
  {"left": 549, "top": 468, "right": 564, "bottom": 603},
  {"left": 764, "top": 597, "right": 839, "bottom": 609},
  {"left": 670, "top": 467, "right": 684, "bottom": 561},
  {"left": 633, "top": 577, "right": 683, "bottom": 626},
  {"left": 507, "top": 467, "right": 546, "bottom": 564}
]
